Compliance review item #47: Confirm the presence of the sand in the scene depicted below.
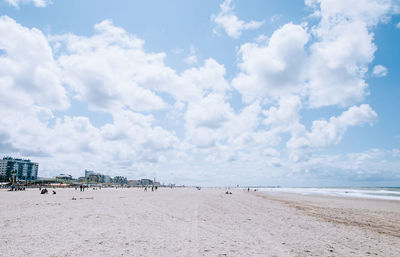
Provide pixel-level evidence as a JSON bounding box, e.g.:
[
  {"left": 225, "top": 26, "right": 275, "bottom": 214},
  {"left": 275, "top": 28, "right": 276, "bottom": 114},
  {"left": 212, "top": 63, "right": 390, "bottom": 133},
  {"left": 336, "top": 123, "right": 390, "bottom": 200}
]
[{"left": 1, "top": 187, "right": 400, "bottom": 257}]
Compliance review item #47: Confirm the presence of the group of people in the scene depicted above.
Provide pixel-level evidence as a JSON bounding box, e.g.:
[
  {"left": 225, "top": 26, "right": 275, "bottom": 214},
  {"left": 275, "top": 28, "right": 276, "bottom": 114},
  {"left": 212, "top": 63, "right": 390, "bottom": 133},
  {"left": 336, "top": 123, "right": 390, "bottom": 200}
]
[
  {"left": 76, "top": 185, "right": 102, "bottom": 191},
  {"left": 247, "top": 188, "right": 257, "bottom": 192},
  {"left": 8, "top": 185, "right": 25, "bottom": 191},
  {"left": 143, "top": 185, "right": 158, "bottom": 191},
  {"left": 40, "top": 188, "right": 56, "bottom": 194},
  {"left": 79, "top": 184, "right": 86, "bottom": 192}
]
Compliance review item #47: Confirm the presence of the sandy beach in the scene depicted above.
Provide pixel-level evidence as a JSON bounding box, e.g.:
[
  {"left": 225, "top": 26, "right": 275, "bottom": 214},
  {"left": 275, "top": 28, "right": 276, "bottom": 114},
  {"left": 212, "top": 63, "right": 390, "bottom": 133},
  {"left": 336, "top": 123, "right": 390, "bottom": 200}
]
[{"left": 1, "top": 188, "right": 400, "bottom": 257}]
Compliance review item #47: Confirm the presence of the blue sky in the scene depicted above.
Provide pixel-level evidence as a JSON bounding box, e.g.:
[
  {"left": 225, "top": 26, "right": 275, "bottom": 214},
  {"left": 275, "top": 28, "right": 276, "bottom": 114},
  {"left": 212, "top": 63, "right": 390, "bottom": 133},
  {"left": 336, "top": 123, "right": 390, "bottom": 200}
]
[{"left": 0, "top": 0, "right": 399, "bottom": 186}]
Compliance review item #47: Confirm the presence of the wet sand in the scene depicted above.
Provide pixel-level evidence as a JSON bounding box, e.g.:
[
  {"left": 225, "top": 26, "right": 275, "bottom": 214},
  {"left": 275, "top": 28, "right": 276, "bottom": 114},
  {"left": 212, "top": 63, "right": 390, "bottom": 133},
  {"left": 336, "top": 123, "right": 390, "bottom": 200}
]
[{"left": 1, "top": 187, "right": 399, "bottom": 256}]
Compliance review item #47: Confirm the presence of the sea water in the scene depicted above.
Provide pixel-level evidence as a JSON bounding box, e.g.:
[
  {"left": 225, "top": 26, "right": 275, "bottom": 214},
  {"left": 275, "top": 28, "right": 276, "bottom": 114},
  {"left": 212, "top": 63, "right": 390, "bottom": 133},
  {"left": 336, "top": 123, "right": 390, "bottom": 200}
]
[{"left": 256, "top": 187, "right": 400, "bottom": 201}]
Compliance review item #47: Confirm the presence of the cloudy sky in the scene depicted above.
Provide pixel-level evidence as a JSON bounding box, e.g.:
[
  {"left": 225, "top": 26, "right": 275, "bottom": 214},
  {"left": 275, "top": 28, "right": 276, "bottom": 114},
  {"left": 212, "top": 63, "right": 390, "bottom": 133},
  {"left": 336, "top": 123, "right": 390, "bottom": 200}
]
[{"left": 1, "top": 0, "right": 400, "bottom": 186}]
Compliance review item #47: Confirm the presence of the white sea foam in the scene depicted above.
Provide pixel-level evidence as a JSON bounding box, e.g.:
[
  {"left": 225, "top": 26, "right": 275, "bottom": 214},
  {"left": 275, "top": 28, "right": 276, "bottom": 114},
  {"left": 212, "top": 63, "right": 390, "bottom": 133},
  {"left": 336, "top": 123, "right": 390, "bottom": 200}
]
[{"left": 256, "top": 187, "right": 400, "bottom": 201}]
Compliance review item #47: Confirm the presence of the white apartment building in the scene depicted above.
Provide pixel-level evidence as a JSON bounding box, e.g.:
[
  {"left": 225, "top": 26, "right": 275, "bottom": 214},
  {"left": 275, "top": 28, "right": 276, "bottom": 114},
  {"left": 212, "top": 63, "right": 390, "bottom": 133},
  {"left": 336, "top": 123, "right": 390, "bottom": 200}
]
[{"left": 0, "top": 157, "right": 39, "bottom": 181}]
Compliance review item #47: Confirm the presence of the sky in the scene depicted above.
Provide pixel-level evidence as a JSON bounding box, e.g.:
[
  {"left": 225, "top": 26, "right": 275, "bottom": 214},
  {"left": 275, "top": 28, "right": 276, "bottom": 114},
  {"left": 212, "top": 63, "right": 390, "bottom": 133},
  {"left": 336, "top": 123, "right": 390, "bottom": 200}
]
[{"left": 0, "top": 0, "right": 400, "bottom": 186}]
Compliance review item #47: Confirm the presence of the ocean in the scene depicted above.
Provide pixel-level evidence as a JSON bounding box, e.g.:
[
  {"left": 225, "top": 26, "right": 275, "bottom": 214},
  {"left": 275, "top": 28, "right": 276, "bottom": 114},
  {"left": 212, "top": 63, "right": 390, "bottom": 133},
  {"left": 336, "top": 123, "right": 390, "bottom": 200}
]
[{"left": 256, "top": 187, "right": 400, "bottom": 201}]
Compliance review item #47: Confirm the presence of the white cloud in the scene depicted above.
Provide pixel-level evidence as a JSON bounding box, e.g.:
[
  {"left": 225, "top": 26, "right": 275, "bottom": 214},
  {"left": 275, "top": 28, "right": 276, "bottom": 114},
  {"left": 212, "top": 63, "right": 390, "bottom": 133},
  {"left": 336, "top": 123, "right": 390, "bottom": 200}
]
[
  {"left": 233, "top": 0, "right": 394, "bottom": 108},
  {"left": 287, "top": 104, "right": 377, "bottom": 157},
  {"left": 306, "top": 8, "right": 379, "bottom": 107},
  {"left": 212, "top": 0, "right": 264, "bottom": 39},
  {"left": 0, "top": 16, "right": 69, "bottom": 111},
  {"left": 262, "top": 95, "right": 303, "bottom": 134},
  {"left": 304, "top": 0, "right": 396, "bottom": 108},
  {"left": 184, "top": 94, "right": 234, "bottom": 147},
  {"left": 372, "top": 64, "right": 388, "bottom": 77},
  {"left": 55, "top": 20, "right": 168, "bottom": 112},
  {"left": 55, "top": 20, "right": 230, "bottom": 106},
  {"left": 4, "top": 0, "right": 52, "bottom": 8},
  {"left": 306, "top": 0, "right": 393, "bottom": 26},
  {"left": 181, "top": 58, "right": 230, "bottom": 96},
  {"left": 397, "top": 21, "right": 400, "bottom": 28},
  {"left": 233, "top": 23, "right": 309, "bottom": 103}
]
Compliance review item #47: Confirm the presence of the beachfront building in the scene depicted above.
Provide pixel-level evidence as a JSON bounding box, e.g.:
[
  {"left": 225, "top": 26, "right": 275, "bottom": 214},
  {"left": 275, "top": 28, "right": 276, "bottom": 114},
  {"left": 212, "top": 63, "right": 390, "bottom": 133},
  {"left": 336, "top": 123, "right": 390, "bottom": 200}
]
[
  {"left": 128, "top": 180, "right": 140, "bottom": 186},
  {"left": 0, "top": 157, "right": 38, "bottom": 182},
  {"left": 55, "top": 174, "right": 73, "bottom": 180},
  {"left": 85, "top": 169, "right": 95, "bottom": 177},
  {"left": 139, "top": 178, "right": 153, "bottom": 186},
  {"left": 113, "top": 176, "right": 128, "bottom": 185},
  {"left": 84, "top": 169, "right": 112, "bottom": 183}
]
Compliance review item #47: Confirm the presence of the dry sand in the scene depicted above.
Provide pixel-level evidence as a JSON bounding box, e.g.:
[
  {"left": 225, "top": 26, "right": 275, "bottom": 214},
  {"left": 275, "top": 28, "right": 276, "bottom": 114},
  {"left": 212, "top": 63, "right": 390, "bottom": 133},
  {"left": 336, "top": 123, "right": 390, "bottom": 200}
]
[{"left": 1, "top": 187, "right": 400, "bottom": 257}]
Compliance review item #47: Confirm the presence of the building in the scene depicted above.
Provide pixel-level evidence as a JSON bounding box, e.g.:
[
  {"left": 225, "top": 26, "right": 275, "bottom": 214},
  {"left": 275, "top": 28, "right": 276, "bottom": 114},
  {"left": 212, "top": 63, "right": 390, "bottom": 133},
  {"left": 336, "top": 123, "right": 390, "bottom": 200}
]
[
  {"left": 0, "top": 157, "right": 38, "bottom": 181},
  {"left": 139, "top": 178, "right": 154, "bottom": 186},
  {"left": 84, "top": 170, "right": 112, "bottom": 183},
  {"left": 55, "top": 174, "right": 73, "bottom": 180},
  {"left": 103, "top": 175, "right": 112, "bottom": 183},
  {"left": 85, "top": 169, "right": 95, "bottom": 177},
  {"left": 128, "top": 180, "right": 140, "bottom": 186},
  {"left": 113, "top": 176, "right": 128, "bottom": 185},
  {"left": 127, "top": 178, "right": 159, "bottom": 186}
]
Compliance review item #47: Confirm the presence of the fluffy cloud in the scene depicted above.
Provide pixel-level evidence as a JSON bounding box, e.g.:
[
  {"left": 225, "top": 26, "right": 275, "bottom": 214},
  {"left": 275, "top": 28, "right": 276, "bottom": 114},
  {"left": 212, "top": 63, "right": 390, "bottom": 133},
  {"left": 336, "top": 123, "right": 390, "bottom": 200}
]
[
  {"left": 372, "top": 64, "right": 388, "bottom": 77},
  {"left": 0, "top": 16, "right": 68, "bottom": 111},
  {"left": 4, "top": 0, "right": 51, "bottom": 8},
  {"left": 306, "top": 0, "right": 393, "bottom": 26},
  {"left": 234, "top": 0, "right": 394, "bottom": 108},
  {"left": 55, "top": 20, "right": 231, "bottom": 108},
  {"left": 212, "top": 0, "right": 264, "bottom": 39},
  {"left": 56, "top": 20, "right": 167, "bottom": 112},
  {"left": 233, "top": 23, "right": 309, "bottom": 103},
  {"left": 262, "top": 95, "right": 304, "bottom": 135},
  {"left": 306, "top": 0, "right": 394, "bottom": 107},
  {"left": 307, "top": 21, "right": 374, "bottom": 107},
  {"left": 287, "top": 104, "right": 377, "bottom": 161}
]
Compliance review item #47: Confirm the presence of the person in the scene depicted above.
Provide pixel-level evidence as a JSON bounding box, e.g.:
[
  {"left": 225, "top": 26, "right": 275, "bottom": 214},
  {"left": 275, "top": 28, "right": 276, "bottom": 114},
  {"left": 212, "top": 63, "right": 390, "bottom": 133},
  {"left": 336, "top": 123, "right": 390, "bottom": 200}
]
[
  {"left": 41, "top": 188, "right": 48, "bottom": 194},
  {"left": 52, "top": 190, "right": 56, "bottom": 194},
  {"left": 247, "top": 187, "right": 250, "bottom": 192},
  {"left": 144, "top": 187, "right": 147, "bottom": 191},
  {"left": 151, "top": 186, "right": 154, "bottom": 192}
]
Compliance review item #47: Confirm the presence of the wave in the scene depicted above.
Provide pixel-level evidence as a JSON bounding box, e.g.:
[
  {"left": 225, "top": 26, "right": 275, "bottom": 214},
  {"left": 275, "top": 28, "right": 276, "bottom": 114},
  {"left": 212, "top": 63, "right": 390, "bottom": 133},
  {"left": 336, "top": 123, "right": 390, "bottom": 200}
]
[{"left": 256, "top": 187, "right": 400, "bottom": 201}]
